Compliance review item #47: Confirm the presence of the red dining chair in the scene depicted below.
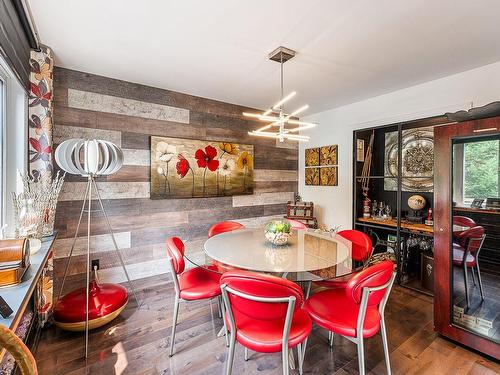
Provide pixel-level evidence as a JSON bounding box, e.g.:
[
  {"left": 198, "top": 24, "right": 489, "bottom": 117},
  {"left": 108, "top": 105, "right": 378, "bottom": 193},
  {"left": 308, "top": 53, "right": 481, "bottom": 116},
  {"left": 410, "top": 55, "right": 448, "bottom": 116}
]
[
  {"left": 453, "top": 215, "right": 476, "bottom": 230},
  {"left": 305, "top": 261, "right": 396, "bottom": 375},
  {"left": 315, "top": 230, "right": 373, "bottom": 292},
  {"left": 220, "top": 270, "right": 312, "bottom": 375},
  {"left": 208, "top": 221, "right": 245, "bottom": 238},
  {"left": 453, "top": 216, "right": 476, "bottom": 241},
  {"left": 208, "top": 221, "right": 245, "bottom": 274},
  {"left": 287, "top": 219, "right": 307, "bottom": 230},
  {"left": 166, "top": 237, "right": 222, "bottom": 356},
  {"left": 453, "top": 226, "right": 486, "bottom": 307}
]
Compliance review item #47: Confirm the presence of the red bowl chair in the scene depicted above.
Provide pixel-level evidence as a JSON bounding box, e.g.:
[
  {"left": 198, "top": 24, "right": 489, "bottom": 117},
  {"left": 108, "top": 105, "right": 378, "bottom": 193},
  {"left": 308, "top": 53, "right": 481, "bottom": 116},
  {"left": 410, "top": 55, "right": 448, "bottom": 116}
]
[
  {"left": 305, "top": 261, "right": 396, "bottom": 375},
  {"left": 453, "top": 226, "right": 486, "bottom": 307},
  {"left": 220, "top": 270, "right": 312, "bottom": 375},
  {"left": 166, "top": 237, "right": 222, "bottom": 356},
  {"left": 287, "top": 219, "right": 307, "bottom": 230},
  {"left": 208, "top": 221, "right": 245, "bottom": 238},
  {"left": 314, "top": 230, "right": 373, "bottom": 292}
]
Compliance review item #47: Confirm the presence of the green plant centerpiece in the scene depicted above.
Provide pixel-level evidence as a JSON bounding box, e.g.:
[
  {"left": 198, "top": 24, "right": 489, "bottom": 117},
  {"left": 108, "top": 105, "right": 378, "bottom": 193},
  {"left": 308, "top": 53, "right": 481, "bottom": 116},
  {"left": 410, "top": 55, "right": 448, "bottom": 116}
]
[{"left": 265, "top": 220, "right": 292, "bottom": 246}]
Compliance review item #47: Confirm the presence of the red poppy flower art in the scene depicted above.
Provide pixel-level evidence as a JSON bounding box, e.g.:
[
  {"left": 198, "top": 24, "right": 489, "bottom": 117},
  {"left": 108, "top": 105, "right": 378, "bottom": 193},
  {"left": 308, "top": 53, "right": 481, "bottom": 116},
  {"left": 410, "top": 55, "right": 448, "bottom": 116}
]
[{"left": 151, "top": 136, "right": 254, "bottom": 199}]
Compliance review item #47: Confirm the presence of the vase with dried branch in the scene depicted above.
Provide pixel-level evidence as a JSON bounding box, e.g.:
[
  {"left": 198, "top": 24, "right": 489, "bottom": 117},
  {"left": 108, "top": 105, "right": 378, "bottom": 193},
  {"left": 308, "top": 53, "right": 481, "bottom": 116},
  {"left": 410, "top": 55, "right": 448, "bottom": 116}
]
[{"left": 12, "top": 171, "right": 65, "bottom": 239}]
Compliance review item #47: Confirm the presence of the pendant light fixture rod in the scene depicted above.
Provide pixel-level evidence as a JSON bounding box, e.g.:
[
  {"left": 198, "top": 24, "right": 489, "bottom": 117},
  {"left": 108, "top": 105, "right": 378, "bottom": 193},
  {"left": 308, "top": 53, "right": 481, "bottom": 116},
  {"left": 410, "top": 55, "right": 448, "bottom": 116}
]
[{"left": 246, "top": 46, "right": 317, "bottom": 142}]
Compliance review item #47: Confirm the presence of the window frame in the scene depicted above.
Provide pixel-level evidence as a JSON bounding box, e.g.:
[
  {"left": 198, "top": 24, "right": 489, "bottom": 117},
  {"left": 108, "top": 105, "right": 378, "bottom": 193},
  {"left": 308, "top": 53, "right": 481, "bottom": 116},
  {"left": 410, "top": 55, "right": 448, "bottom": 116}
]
[{"left": 461, "top": 138, "right": 500, "bottom": 204}]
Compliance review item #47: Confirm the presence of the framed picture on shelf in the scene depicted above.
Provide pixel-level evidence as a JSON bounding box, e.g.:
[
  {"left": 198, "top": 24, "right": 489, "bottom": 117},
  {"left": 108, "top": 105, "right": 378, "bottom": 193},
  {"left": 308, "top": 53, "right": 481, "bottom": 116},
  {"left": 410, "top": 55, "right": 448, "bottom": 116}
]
[
  {"left": 470, "top": 198, "right": 484, "bottom": 208},
  {"left": 356, "top": 139, "right": 365, "bottom": 162}
]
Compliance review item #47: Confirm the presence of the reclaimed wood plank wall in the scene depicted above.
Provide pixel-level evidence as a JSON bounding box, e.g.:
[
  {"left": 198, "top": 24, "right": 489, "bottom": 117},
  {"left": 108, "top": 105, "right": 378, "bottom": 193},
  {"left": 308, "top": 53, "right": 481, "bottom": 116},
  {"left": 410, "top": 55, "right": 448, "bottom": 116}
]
[{"left": 52, "top": 67, "right": 298, "bottom": 284}]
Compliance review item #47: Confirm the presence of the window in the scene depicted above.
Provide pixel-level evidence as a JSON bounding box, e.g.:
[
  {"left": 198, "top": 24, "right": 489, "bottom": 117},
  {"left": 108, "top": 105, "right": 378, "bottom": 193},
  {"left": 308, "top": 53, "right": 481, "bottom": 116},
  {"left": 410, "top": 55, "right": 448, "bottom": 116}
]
[
  {"left": 463, "top": 139, "right": 500, "bottom": 203},
  {"left": 0, "top": 66, "right": 6, "bottom": 229},
  {"left": 0, "top": 56, "right": 28, "bottom": 236}
]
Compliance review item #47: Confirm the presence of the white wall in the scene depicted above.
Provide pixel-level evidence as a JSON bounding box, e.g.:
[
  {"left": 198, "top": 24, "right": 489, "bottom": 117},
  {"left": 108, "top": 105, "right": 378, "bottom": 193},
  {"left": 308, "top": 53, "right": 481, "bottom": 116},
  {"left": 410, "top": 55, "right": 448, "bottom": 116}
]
[{"left": 299, "top": 60, "right": 500, "bottom": 230}]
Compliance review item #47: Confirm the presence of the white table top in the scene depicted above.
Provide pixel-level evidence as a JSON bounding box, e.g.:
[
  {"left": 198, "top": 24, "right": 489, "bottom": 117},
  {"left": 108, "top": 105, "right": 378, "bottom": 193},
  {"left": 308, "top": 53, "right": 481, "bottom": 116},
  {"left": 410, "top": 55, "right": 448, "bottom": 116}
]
[{"left": 195, "top": 228, "right": 356, "bottom": 280}]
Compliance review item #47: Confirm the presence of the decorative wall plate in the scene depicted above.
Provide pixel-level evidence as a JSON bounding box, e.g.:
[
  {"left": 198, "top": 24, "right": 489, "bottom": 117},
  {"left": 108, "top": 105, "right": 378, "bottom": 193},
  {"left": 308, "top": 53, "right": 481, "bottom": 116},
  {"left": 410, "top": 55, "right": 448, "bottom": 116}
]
[{"left": 384, "top": 127, "right": 434, "bottom": 192}]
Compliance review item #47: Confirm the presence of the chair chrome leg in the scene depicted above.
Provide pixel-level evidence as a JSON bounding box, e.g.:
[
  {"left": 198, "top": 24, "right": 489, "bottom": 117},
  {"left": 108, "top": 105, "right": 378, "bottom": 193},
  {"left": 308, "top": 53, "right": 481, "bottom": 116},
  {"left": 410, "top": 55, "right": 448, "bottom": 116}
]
[
  {"left": 463, "top": 264, "right": 470, "bottom": 308},
  {"left": 380, "top": 317, "right": 392, "bottom": 375},
  {"left": 169, "top": 295, "right": 180, "bottom": 357},
  {"left": 217, "top": 296, "right": 222, "bottom": 319},
  {"left": 282, "top": 347, "right": 290, "bottom": 375},
  {"left": 476, "top": 264, "right": 485, "bottom": 300},
  {"left": 471, "top": 267, "right": 477, "bottom": 286},
  {"left": 357, "top": 336, "right": 365, "bottom": 375},
  {"left": 226, "top": 331, "right": 236, "bottom": 375},
  {"left": 289, "top": 348, "right": 296, "bottom": 369},
  {"left": 305, "top": 281, "right": 312, "bottom": 299},
  {"left": 244, "top": 347, "right": 249, "bottom": 361},
  {"left": 328, "top": 331, "right": 333, "bottom": 347},
  {"left": 301, "top": 338, "right": 308, "bottom": 365},
  {"left": 297, "top": 343, "right": 304, "bottom": 375}
]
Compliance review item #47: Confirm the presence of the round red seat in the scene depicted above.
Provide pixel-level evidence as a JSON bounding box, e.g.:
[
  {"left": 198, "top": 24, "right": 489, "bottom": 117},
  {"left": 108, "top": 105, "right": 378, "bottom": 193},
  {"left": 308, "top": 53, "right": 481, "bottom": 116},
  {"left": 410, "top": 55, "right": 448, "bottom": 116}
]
[
  {"left": 227, "top": 308, "right": 311, "bottom": 353},
  {"left": 54, "top": 281, "right": 128, "bottom": 331},
  {"left": 305, "top": 288, "right": 381, "bottom": 338},
  {"left": 452, "top": 243, "right": 476, "bottom": 267},
  {"left": 179, "top": 267, "right": 221, "bottom": 300}
]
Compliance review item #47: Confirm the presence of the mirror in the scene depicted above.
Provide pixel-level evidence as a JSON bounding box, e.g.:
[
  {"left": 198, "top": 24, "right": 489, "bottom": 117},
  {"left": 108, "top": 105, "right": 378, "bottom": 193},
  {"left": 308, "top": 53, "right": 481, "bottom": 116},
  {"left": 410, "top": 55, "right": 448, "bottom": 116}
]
[{"left": 451, "top": 135, "right": 499, "bottom": 343}]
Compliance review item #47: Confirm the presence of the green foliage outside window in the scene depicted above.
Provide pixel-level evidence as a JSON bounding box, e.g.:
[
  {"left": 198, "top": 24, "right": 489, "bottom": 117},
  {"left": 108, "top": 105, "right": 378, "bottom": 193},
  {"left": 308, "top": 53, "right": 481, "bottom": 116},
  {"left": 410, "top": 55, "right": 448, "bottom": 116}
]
[{"left": 463, "top": 140, "right": 499, "bottom": 199}]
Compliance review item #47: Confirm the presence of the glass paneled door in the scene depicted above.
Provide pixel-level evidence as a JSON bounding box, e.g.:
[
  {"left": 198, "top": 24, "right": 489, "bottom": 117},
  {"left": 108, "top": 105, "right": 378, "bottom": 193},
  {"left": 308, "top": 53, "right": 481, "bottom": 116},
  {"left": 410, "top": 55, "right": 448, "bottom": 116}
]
[{"left": 451, "top": 135, "right": 500, "bottom": 343}]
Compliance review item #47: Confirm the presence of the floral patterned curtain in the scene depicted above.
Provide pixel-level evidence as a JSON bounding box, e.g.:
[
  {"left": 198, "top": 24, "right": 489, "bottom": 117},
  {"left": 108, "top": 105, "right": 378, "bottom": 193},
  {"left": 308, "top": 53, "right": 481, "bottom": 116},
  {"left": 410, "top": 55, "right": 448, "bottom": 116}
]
[{"left": 28, "top": 45, "right": 53, "bottom": 181}]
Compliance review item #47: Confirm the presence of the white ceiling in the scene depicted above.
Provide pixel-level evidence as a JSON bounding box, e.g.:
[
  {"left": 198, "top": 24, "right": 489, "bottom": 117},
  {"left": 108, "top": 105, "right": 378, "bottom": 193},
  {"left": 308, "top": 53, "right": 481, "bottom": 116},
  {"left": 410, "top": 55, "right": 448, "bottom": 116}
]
[{"left": 28, "top": 0, "right": 500, "bottom": 114}]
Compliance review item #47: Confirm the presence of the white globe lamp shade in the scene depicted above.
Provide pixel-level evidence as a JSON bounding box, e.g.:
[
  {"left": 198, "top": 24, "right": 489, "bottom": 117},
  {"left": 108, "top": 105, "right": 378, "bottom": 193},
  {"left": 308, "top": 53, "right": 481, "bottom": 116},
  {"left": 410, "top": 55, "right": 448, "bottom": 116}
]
[{"left": 55, "top": 139, "right": 123, "bottom": 177}]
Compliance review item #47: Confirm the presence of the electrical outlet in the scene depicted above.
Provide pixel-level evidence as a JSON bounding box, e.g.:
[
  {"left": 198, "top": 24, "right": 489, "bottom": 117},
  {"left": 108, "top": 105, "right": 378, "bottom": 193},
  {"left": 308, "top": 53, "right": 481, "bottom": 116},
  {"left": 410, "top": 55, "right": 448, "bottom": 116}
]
[{"left": 91, "top": 259, "right": 100, "bottom": 271}]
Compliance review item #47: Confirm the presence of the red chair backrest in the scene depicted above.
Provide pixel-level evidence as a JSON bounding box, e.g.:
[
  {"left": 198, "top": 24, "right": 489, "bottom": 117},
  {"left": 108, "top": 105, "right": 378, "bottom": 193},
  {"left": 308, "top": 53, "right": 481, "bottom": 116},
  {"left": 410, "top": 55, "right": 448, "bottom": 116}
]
[
  {"left": 166, "top": 237, "right": 185, "bottom": 274},
  {"left": 338, "top": 229, "right": 373, "bottom": 262},
  {"left": 453, "top": 216, "right": 476, "bottom": 229},
  {"left": 221, "top": 270, "right": 304, "bottom": 321},
  {"left": 346, "top": 261, "right": 394, "bottom": 306},
  {"left": 208, "top": 221, "right": 245, "bottom": 238},
  {"left": 287, "top": 219, "right": 307, "bottom": 230},
  {"left": 456, "top": 226, "right": 485, "bottom": 254}
]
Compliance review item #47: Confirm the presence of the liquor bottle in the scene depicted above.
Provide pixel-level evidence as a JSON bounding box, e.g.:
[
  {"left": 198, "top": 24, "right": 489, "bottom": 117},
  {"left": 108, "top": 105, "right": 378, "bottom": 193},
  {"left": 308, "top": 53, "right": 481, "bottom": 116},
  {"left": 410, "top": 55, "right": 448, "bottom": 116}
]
[{"left": 425, "top": 208, "right": 434, "bottom": 226}]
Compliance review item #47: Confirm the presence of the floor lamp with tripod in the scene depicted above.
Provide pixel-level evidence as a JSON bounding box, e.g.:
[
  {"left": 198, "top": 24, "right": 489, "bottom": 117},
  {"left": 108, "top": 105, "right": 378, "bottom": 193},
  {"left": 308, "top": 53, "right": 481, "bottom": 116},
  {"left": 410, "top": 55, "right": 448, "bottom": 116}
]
[{"left": 54, "top": 138, "right": 141, "bottom": 358}]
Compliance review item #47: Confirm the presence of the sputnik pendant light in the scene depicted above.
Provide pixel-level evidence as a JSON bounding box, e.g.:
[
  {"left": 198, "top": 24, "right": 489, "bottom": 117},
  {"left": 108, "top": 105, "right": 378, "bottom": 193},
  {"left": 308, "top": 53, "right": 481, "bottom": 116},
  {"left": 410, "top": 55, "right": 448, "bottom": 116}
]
[{"left": 245, "top": 46, "right": 317, "bottom": 142}]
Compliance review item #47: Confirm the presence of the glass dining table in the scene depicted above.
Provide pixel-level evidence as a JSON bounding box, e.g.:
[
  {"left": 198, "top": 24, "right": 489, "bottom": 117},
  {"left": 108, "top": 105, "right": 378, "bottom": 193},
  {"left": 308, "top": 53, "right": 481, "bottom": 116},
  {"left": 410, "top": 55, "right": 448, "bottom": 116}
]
[{"left": 183, "top": 227, "right": 359, "bottom": 283}]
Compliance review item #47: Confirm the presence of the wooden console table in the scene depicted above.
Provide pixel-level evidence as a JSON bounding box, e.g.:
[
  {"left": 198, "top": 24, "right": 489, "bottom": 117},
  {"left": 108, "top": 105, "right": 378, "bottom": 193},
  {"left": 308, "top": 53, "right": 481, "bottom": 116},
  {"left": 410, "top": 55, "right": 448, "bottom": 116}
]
[{"left": 356, "top": 217, "right": 434, "bottom": 234}]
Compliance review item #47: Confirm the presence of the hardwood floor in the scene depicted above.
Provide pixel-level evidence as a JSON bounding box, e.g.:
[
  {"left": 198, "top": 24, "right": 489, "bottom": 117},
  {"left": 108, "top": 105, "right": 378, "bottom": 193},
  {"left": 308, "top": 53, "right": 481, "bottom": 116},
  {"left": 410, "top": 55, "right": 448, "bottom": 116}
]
[{"left": 35, "top": 275, "right": 500, "bottom": 375}]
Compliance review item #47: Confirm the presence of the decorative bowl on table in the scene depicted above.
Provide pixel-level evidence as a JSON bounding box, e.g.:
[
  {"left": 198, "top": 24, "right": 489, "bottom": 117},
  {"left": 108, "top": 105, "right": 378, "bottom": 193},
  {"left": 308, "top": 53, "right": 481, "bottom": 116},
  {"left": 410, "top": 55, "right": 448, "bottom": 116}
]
[{"left": 264, "top": 220, "right": 292, "bottom": 246}]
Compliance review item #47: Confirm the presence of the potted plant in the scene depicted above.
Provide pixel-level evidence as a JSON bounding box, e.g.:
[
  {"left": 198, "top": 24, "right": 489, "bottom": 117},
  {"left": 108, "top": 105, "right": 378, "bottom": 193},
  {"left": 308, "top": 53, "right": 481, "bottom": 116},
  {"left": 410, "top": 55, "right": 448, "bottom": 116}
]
[{"left": 265, "top": 220, "right": 292, "bottom": 246}]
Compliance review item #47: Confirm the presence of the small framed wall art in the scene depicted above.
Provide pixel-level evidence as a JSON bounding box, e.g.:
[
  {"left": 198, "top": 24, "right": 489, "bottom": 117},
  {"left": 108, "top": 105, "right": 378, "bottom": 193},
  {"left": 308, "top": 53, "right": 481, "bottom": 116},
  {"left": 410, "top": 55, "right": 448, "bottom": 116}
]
[
  {"left": 320, "top": 145, "right": 338, "bottom": 165},
  {"left": 305, "top": 167, "right": 320, "bottom": 186},
  {"left": 305, "top": 147, "right": 320, "bottom": 166},
  {"left": 305, "top": 144, "right": 338, "bottom": 187},
  {"left": 320, "top": 166, "right": 338, "bottom": 186}
]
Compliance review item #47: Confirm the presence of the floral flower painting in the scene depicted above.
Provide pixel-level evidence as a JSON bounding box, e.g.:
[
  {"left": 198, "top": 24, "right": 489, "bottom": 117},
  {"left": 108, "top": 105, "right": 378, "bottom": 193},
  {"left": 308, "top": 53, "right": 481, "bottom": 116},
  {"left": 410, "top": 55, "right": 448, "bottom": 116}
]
[{"left": 150, "top": 136, "right": 254, "bottom": 199}]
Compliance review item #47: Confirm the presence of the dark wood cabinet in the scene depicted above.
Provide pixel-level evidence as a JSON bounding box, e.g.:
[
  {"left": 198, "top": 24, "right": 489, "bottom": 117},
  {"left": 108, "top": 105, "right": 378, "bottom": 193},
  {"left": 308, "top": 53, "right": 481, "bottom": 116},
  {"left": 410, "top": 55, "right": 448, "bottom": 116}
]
[{"left": 434, "top": 117, "right": 500, "bottom": 360}]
